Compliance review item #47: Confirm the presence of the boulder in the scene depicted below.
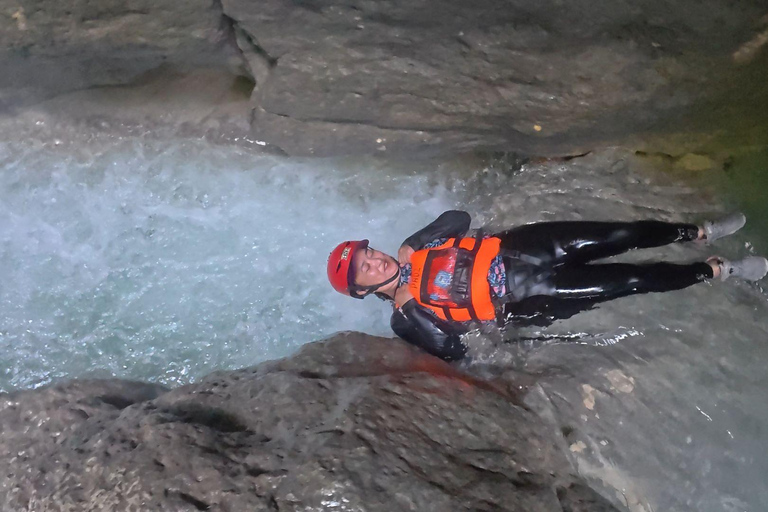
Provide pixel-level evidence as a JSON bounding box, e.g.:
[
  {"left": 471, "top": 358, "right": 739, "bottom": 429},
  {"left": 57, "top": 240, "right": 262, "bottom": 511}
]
[{"left": 0, "top": 333, "right": 620, "bottom": 511}]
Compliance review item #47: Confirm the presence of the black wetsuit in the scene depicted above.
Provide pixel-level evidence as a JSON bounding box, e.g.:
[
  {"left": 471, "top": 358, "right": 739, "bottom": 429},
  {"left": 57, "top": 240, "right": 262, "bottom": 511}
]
[{"left": 390, "top": 210, "right": 714, "bottom": 361}]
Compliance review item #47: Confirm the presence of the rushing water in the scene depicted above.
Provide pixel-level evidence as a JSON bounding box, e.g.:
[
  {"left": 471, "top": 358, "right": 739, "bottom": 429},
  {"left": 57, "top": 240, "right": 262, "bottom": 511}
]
[
  {"left": 0, "top": 137, "right": 489, "bottom": 390},
  {"left": 1, "top": 135, "right": 767, "bottom": 511}
]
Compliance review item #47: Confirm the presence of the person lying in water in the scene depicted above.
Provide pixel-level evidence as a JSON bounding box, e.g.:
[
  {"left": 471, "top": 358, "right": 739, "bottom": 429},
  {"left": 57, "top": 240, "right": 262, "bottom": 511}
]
[{"left": 327, "top": 211, "right": 768, "bottom": 362}]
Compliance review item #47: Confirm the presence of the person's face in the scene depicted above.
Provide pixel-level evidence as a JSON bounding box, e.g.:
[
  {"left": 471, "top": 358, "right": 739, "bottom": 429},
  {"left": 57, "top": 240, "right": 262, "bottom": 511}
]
[{"left": 353, "top": 246, "right": 398, "bottom": 287}]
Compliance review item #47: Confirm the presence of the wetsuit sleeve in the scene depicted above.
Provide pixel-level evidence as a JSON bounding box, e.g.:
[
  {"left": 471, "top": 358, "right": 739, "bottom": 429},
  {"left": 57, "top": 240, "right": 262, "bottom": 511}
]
[
  {"left": 402, "top": 210, "right": 471, "bottom": 250},
  {"left": 390, "top": 300, "right": 469, "bottom": 361}
]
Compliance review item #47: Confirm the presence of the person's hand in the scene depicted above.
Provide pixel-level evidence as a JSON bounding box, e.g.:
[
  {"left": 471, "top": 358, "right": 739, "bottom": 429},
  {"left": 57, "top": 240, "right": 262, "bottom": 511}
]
[{"left": 398, "top": 244, "right": 415, "bottom": 265}]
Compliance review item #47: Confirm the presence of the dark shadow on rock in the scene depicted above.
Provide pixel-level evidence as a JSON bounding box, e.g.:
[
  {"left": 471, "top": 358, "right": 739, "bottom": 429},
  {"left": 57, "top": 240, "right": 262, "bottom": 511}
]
[{"left": 163, "top": 402, "right": 250, "bottom": 433}]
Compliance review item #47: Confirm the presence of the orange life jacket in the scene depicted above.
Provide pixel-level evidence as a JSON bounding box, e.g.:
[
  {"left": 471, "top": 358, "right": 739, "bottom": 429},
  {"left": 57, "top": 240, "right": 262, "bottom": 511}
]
[{"left": 402, "top": 236, "right": 502, "bottom": 322}]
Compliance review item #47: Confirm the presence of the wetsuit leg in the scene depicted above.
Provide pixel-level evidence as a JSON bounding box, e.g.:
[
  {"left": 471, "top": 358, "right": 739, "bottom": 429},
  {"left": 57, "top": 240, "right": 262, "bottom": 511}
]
[
  {"left": 496, "top": 221, "right": 700, "bottom": 265},
  {"left": 503, "top": 261, "right": 714, "bottom": 327},
  {"left": 547, "top": 261, "right": 713, "bottom": 300}
]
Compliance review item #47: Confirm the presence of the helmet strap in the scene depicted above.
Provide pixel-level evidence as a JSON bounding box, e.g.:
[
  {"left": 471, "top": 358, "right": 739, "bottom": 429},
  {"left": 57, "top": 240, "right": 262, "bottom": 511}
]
[{"left": 349, "top": 266, "right": 400, "bottom": 299}]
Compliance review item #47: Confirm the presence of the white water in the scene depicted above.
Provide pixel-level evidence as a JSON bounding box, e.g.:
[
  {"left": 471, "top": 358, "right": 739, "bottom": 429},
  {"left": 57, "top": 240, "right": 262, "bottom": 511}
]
[{"left": 0, "top": 137, "right": 487, "bottom": 391}]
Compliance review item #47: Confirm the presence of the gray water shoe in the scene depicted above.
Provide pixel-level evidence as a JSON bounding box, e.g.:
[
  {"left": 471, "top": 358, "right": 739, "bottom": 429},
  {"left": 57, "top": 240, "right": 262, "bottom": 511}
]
[
  {"left": 710, "top": 256, "right": 768, "bottom": 281},
  {"left": 702, "top": 212, "right": 746, "bottom": 244}
]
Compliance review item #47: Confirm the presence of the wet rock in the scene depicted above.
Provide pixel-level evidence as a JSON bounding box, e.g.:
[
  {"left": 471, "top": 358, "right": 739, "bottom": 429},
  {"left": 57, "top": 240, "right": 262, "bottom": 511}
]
[
  {"left": 0, "top": 0, "right": 243, "bottom": 108},
  {"left": 220, "top": 0, "right": 767, "bottom": 156},
  {"left": 0, "top": 333, "right": 621, "bottom": 511},
  {"left": 1, "top": 0, "right": 766, "bottom": 156}
]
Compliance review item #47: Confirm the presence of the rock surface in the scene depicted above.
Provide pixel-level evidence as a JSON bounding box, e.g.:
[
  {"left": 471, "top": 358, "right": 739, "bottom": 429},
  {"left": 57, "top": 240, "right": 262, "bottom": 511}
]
[
  {"left": 1, "top": 0, "right": 766, "bottom": 156},
  {"left": 222, "top": 0, "right": 767, "bottom": 156},
  {"left": 0, "top": 332, "right": 621, "bottom": 511},
  {"left": 0, "top": 0, "right": 240, "bottom": 109}
]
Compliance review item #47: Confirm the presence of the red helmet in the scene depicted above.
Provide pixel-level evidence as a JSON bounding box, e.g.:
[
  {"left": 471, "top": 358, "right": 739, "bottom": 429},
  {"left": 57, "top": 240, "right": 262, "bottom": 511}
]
[{"left": 327, "top": 240, "right": 369, "bottom": 297}]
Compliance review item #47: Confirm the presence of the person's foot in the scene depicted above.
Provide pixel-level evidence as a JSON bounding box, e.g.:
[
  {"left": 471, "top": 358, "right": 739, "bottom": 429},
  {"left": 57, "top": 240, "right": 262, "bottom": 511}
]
[
  {"left": 701, "top": 212, "right": 746, "bottom": 244},
  {"left": 708, "top": 255, "right": 768, "bottom": 281}
]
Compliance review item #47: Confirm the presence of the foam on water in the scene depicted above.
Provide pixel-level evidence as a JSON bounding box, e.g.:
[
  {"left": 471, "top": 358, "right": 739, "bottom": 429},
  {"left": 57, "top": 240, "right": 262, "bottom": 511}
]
[{"left": 0, "top": 138, "right": 481, "bottom": 390}]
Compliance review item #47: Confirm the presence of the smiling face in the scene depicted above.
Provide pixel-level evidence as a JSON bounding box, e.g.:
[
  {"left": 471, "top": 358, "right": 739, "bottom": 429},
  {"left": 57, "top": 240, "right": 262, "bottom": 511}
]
[{"left": 353, "top": 246, "right": 399, "bottom": 288}]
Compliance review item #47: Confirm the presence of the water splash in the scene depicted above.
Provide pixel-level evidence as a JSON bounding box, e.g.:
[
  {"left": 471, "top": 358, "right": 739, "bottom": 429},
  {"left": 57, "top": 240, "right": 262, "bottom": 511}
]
[{"left": 0, "top": 138, "right": 477, "bottom": 390}]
